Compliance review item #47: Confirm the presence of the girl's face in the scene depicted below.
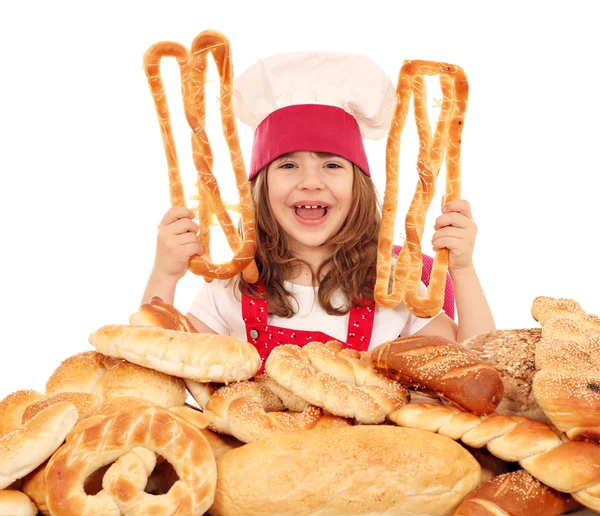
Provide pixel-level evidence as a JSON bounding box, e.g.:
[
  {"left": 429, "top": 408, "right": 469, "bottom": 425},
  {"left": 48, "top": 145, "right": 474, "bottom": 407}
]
[{"left": 266, "top": 151, "right": 354, "bottom": 254}]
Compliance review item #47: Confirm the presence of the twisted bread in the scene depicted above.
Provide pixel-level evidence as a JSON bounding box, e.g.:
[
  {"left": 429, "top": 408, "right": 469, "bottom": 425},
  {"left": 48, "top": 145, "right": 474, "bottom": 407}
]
[
  {"left": 21, "top": 392, "right": 98, "bottom": 424},
  {"left": 45, "top": 406, "right": 216, "bottom": 516},
  {"left": 370, "top": 335, "right": 504, "bottom": 415},
  {"left": 204, "top": 381, "right": 322, "bottom": 443},
  {"left": 375, "top": 61, "right": 468, "bottom": 318},
  {"left": 452, "top": 469, "right": 580, "bottom": 516},
  {"left": 144, "top": 31, "right": 258, "bottom": 282},
  {"left": 265, "top": 341, "right": 409, "bottom": 424},
  {"left": 0, "top": 390, "right": 45, "bottom": 437},
  {"left": 89, "top": 324, "right": 261, "bottom": 383},
  {"left": 0, "top": 401, "right": 78, "bottom": 489},
  {"left": 530, "top": 297, "right": 600, "bottom": 442},
  {"left": 388, "top": 402, "right": 600, "bottom": 512}
]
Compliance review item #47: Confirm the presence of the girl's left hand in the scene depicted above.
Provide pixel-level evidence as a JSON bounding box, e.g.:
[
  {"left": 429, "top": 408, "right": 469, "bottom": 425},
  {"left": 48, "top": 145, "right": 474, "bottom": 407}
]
[{"left": 431, "top": 199, "right": 477, "bottom": 273}]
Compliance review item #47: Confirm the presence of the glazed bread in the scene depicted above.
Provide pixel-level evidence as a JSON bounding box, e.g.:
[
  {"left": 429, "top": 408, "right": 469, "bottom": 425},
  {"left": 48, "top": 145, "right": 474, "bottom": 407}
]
[{"left": 370, "top": 335, "right": 504, "bottom": 415}]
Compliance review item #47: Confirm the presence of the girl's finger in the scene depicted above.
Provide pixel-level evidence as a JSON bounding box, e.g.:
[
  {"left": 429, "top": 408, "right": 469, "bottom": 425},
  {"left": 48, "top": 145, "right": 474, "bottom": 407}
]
[
  {"left": 159, "top": 206, "right": 196, "bottom": 227},
  {"left": 441, "top": 199, "right": 472, "bottom": 218},
  {"left": 434, "top": 212, "right": 470, "bottom": 230}
]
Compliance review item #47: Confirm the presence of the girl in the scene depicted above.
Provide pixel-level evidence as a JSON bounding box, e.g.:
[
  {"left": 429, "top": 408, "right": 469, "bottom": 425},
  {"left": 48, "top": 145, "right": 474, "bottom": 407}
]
[{"left": 141, "top": 51, "right": 495, "bottom": 364}]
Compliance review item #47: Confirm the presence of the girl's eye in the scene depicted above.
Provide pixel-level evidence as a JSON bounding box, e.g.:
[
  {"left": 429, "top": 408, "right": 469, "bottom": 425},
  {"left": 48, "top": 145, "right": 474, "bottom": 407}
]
[
  {"left": 279, "top": 163, "right": 296, "bottom": 169},
  {"left": 325, "top": 163, "right": 342, "bottom": 169}
]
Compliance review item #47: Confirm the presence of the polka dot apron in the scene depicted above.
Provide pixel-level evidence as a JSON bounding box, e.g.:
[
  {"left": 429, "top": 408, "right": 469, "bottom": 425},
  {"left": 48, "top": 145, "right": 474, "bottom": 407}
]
[{"left": 242, "top": 283, "right": 375, "bottom": 374}]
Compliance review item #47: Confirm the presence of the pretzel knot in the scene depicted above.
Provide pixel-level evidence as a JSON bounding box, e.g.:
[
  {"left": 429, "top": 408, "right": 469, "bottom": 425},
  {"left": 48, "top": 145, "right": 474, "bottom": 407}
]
[
  {"left": 389, "top": 401, "right": 600, "bottom": 512},
  {"left": 143, "top": 30, "right": 258, "bottom": 283},
  {"left": 265, "top": 341, "right": 409, "bottom": 424},
  {"left": 375, "top": 60, "right": 468, "bottom": 318},
  {"left": 45, "top": 406, "right": 217, "bottom": 516}
]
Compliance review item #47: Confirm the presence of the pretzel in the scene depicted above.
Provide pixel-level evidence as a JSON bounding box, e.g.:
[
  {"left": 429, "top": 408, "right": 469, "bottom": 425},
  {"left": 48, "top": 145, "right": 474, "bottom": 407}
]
[
  {"left": 265, "top": 341, "right": 409, "bottom": 423},
  {"left": 388, "top": 401, "right": 600, "bottom": 512},
  {"left": 204, "top": 380, "right": 324, "bottom": 443},
  {"left": 144, "top": 31, "right": 258, "bottom": 283},
  {"left": 375, "top": 61, "right": 468, "bottom": 318},
  {"left": 530, "top": 296, "right": 600, "bottom": 442},
  {"left": 45, "top": 406, "right": 216, "bottom": 516}
]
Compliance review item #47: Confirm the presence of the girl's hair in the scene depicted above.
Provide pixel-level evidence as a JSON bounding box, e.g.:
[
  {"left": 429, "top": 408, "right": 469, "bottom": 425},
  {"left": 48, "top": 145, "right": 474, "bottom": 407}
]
[{"left": 238, "top": 152, "right": 382, "bottom": 317}]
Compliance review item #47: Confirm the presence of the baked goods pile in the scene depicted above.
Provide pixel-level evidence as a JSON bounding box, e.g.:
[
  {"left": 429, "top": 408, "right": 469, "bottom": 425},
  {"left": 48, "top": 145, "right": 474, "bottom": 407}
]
[{"left": 1, "top": 295, "right": 598, "bottom": 515}]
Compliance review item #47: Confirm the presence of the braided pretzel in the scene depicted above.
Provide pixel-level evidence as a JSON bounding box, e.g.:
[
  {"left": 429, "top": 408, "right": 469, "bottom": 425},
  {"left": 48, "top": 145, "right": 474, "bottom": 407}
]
[
  {"left": 45, "top": 406, "right": 216, "bottom": 516},
  {"left": 265, "top": 341, "right": 409, "bottom": 423},
  {"left": 530, "top": 296, "right": 600, "bottom": 442},
  {"left": 143, "top": 30, "right": 258, "bottom": 283},
  {"left": 375, "top": 60, "right": 468, "bottom": 318},
  {"left": 388, "top": 401, "right": 600, "bottom": 512}
]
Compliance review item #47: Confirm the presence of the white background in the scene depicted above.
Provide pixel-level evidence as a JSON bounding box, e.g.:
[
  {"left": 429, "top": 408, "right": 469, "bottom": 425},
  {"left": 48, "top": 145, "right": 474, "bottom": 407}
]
[{"left": 1, "top": 0, "right": 598, "bottom": 401}]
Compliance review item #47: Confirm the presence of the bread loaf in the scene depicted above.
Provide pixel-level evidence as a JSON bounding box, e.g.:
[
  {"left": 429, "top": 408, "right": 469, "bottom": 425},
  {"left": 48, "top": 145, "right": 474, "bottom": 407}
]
[
  {"left": 370, "top": 335, "right": 504, "bottom": 415},
  {"left": 210, "top": 425, "right": 481, "bottom": 515}
]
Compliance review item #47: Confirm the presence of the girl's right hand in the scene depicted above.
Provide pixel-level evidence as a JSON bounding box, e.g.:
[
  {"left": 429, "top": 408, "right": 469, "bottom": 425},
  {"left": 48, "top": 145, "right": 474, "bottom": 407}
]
[{"left": 153, "top": 206, "right": 204, "bottom": 280}]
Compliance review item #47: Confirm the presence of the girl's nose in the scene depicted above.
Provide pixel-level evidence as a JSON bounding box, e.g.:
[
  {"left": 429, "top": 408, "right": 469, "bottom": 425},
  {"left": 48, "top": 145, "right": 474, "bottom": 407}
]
[{"left": 297, "top": 166, "right": 325, "bottom": 189}]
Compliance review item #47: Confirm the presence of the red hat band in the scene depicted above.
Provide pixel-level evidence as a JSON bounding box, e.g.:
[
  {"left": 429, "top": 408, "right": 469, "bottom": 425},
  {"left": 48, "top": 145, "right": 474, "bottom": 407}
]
[{"left": 249, "top": 104, "right": 370, "bottom": 180}]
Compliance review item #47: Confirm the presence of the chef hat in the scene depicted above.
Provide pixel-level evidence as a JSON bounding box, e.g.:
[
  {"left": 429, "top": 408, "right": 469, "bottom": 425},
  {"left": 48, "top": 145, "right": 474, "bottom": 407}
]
[{"left": 233, "top": 51, "right": 397, "bottom": 179}]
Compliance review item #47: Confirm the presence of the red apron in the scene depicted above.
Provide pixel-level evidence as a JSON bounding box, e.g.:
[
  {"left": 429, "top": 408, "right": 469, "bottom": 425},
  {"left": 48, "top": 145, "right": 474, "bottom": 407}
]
[{"left": 242, "top": 283, "right": 375, "bottom": 374}]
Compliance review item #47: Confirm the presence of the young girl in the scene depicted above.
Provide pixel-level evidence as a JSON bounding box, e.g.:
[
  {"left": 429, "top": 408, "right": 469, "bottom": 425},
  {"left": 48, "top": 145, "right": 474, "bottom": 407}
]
[{"left": 141, "top": 51, "right": 495, "bottom": 363}]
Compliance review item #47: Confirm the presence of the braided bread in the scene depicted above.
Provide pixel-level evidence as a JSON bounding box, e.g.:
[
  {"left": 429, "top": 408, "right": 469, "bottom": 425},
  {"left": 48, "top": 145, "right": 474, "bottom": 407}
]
[
  {"left": 388, "top": 401, "right": 600, "bottom": 512},
  {"left": 375, "top": 61, "right": 468, "bottom": 318},
  {"left": 265, "top": 341, "right": 409, "bottom": 423},
  {"left": 531, "top": 296, "right": 600, "bottom": 442}
]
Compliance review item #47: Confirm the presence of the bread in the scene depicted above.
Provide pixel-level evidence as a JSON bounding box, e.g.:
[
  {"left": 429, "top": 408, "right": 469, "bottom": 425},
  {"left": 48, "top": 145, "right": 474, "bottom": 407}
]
[
  {"left": 265, "top": 341, "right": 409, "bottom": 424},
  {"left": 453, "top": 469, "right": 580, "bottom": 516},
  {"left": 89, "top": 324, "right": 261, "bottom": 383},
  {"left": 375, "top": 61, "right": 467, "bottom": 318},
  {"left": 0, "top": 401, "right": 78, "bottom": 489},
  {"left": 0, "top": 390, "right": 45, "bottom": 437},
  {"left": 370, "top": 335, "right": 504, "bottom": 415},
  {"left": 129, "top": 296, "right": 198, "bottom": 332},
  {"left": 45, "top": 405, "right": 217, "bottom": 516},
  {"left": 45, "top": 351, "right": 120, "bottom": 396},
  {"left": 530, "top": 296, "right": 600, "bottom": 441},
  {"left": 98, "top": 360, "right": 187, "bottom": 407},
  {"left": 21, "top": 392, "right": 98, "bottom": 424},
  {"left": 0, "top": 490, "right": 37, "bottom": 516},
  {"left": 388, "top": 401, "right": 600, "bottom": 512},
  {"left": 210, "top": 425, "right": 481, "bottom": 516},
  {"left": 461, "top": 328, "right": 549, "bottom": 422}
]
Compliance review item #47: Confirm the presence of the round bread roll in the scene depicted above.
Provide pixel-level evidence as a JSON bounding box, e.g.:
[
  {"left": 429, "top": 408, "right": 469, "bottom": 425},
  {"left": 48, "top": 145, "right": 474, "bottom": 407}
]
[
  {"left": 21, "top": 392, "right": 98, "bottom": 424},
  {"left": 45, "top": 351, "right": 120, "bottom": 396},
  {"left": 210, "top": 425, "right": 481, "bottom": 516},
  {"left": 98, "top": 361, "right": 187, "bottom": 408},
  {"left": 0, "top": 490, "right": 37, "bottom": 516},
  {"left": 461, "top": 328, "right": 550, "bottom": 423}
]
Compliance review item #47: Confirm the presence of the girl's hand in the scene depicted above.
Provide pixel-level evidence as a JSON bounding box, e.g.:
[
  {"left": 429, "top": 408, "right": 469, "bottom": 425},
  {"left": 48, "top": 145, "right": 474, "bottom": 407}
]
[
  {"left": 431, "top": 199, "right": 477, "bottom": 273},
  {"left": 153, "top": 206, "right": 204, "bottom": 280}
]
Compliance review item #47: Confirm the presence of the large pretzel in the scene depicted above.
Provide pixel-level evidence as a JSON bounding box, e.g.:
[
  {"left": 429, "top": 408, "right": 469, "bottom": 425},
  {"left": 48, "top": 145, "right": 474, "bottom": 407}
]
[
  {"left": 375, "top": 61, "right": 468, "bottom": 318},
  {"left": 143, "top": 30, "right": 258, "bottom": 283}
]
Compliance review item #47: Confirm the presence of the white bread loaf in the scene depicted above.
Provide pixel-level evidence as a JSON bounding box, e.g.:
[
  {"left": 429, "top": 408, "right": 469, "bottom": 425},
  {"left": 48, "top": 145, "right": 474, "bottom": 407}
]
[{"left": 209, "top": 425, "right": 481, "bottom": 516}]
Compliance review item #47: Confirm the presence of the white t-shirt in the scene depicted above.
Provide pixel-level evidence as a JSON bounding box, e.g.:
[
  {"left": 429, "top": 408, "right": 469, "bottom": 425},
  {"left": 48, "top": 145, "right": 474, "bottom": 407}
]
[{"left": 188, "top": 279, "right": 442, "bottom": 351}]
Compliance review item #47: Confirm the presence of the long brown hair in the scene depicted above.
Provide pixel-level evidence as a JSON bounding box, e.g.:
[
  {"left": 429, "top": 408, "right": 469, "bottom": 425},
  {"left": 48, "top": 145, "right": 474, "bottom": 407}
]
[{"left": 238, "top": 153, "right": 382, "bottom": 317}]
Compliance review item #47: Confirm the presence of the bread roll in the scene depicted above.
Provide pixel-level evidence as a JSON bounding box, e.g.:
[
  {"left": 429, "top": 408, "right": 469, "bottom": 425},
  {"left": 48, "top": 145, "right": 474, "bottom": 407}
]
[
  {"left": 461, "top": 329, "right": 550, "bottom": 423},
  {"left": 0, "top": 490, "right": 37, "bottom": 516},
  {"left": 0, "top": 390, "right": 45, "bottom": 437},
  {"left": 210, "top": 425, "right": 481, "bottom": 516}
]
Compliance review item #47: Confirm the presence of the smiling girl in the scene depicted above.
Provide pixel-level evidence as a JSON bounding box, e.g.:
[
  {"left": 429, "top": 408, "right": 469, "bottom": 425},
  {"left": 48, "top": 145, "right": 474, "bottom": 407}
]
[{"left": 141, "top": 51, "right": 495, "bottom": 367}]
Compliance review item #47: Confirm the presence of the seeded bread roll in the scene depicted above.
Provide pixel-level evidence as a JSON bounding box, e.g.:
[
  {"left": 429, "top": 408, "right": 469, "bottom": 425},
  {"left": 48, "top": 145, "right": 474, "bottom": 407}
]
[{"left": 461, "top": 328, "right": 550, "bottom": 423}]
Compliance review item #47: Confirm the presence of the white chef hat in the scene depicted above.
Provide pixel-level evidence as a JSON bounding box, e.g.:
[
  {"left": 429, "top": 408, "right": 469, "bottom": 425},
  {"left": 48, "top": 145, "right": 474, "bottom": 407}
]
[{"left": 233, "top": 51, "right": 396, "bottom": 179}]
